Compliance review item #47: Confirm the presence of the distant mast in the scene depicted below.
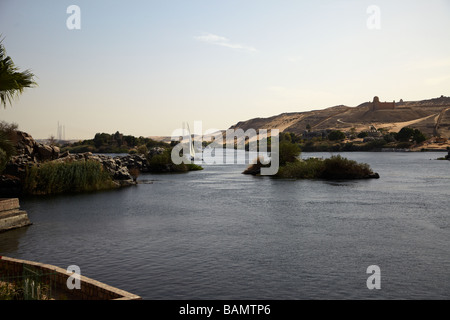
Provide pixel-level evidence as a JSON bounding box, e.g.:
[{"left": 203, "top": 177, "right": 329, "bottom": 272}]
[
  {"left": 187, "top": 123, "right": 196, "bottom": 159},
  {"left": 183, "top": 122, "right": 196, "bottom": 160}
]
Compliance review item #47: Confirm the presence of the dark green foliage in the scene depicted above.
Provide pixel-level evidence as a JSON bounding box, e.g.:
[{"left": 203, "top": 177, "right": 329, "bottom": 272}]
[
  {"left": 383, "top": 133, "right": 396, "bottom": 143},
  {"left": 186, "top": 163, "right": 204, "bottom": 171},
  {"left": 394, "top": 141, "right": 413, "bottom": 149},
  {"left": 0, "top": 38, "right": 37, "bottom": 108},
  {"left": 0, "top": 148, "right": 7, "bottom": 173},
  {"left": 320, "top": 155, "right": 373, "bottom": 179},
  {"left": 396, "top": 127, "right": 415, "bottom": 142},
  {"left": 328, "top": 130, "right": 346, "bottom": 141},
  {"left": 276, "top": 157, "right": 324, "bottom": 179},
  {"left": 63, "top": 144, "right": 96, "bottom": 153},
  {"left": 366, "top": 139, "right": 387, "bottom": 149},
  {"left": 0, "top": 130, "right": 16, "bottom": 173},
  {"left": 23, "top": 160, "right": 116, "bottom": 195},
  {"left": 413, "top": 130, "right": 427, "bottom": 143},
  {"left": 358, "top": 132, "right": 368, "bottom": 138},
  {"left": 0, "top": 120, "right": 18, "bottom": 133},
  {"left": 248, "top": 136, "right": 378, "bottom": 179},
  {"left": 242, "top": 157, "right": 270, "bottom": 175},
  {"left": 147, "top": 148, "right": 203, "bottom": 173},
  {"left": 278, "top": 140, "right": 301, "bottom": 166},
  {"left": 64, "top": 131, "right": 168, "bottom": 154},
  {"left": 280, "top": 132, "right": 302, "bottom": 144},
  {"left": 395, "top": 127, "right": 427, "bottom": 143},
  {"left": 147, "top": 149, "right": 172, "bottom": 172},
  {"left": 275, "top": 155, "right": 375, "bottom": 180}
]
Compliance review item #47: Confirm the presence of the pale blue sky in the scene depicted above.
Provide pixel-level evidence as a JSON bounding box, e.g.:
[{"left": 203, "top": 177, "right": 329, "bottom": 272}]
[{"left": 1, "top": 0, "right": 449, "bottom": 139}]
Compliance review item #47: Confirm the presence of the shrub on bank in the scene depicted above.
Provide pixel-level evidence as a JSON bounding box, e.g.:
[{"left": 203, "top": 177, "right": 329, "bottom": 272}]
[
  {"left": 279, "top": 141, "right": 301, "bottom": 166},
  {"left": 275, "top": 155, "right": 376, "bottom": 180},
  {"left": 147, "top": 148, "right": 203, "bottom": 173},
  {"left": 23, "top": 160, "right": 117, "bottom": 195},
  {"left": 320, "top": 155, "right": 375, "bottom": 179},
  {"left": 245, "top": 141, "right": 379, "bottom": 179},
  {"left": 276, "top": 157, "right": 324, "bottom": 179}
]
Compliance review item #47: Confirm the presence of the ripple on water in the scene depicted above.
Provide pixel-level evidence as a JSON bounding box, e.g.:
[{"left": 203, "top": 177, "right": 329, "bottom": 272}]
[{"left": 1, "top": 152, "right": 449, "bottom": 299}]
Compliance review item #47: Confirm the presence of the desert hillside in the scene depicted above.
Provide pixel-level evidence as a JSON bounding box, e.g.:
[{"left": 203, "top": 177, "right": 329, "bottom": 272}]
[{"left": 229, "top": 96, "right": 450, "bottom": 139}]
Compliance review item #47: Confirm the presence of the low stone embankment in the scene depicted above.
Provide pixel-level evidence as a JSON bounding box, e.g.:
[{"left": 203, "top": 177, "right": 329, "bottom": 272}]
[
  {"left": 0, "top": 256, "right": 141, "bottom": 300},
  {"left": 0, "top": 198, "right": 31, "bottom": 232}
]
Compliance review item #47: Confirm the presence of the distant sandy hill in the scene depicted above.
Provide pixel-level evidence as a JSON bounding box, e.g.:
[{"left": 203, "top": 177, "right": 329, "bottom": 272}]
[{"left": 229, "top": 96, "right": 450, "bottom": 139}]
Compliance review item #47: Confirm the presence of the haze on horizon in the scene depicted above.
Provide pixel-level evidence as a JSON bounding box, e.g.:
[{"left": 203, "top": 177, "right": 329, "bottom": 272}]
[{"left": 1, "top": 0, "right": 449, "bottom": 140}]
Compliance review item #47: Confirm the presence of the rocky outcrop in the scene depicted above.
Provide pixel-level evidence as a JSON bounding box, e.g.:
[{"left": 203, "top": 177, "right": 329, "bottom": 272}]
[
  {"left": 12, "top": 131, "right": 60, "bottom": 161},
  {"left": 118, "top": 154, "right": 150, "bottom": 173},
  {"left": 0, "top": 131, "right": 157, "bottom": 197}
]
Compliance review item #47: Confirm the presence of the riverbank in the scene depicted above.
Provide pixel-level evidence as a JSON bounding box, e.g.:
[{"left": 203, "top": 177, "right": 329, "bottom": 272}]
[{"left": 0, "top": 130, "right": 204, "bottom": 197}]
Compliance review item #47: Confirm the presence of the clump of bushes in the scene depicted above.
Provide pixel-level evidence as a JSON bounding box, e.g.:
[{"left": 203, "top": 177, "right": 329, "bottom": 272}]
[
  {"left": 276, "top": 155, "right": 377, "bottom": 180},
  {"left": 147, "top": 148, "right": 203, "bottom": 173},
  {"left": 242, "top": 156, "right": 270, "bottom": 175},
  {"left": 23, "top": 160, "right": 117, "bottom": 195},
  {"left": 395, "top": 127, "right": 427, "bottom": 144},
  {"left": 243, "top": 140, "right": 379, "bottom": 180},
  {"left": 320, "top": 155, "right": 376, "bottom": 179},
  {"left": 276, "top": 157, "right": 324, "bottom": 179},
  {"left": 279, "top": 141, "right": 302, "bottom": 166},
  {"left": 327, "top": 130, "right": 346, "bottom": 141},
  {"left": 0, "top": 128, "right": 16, "bottom": 173}
]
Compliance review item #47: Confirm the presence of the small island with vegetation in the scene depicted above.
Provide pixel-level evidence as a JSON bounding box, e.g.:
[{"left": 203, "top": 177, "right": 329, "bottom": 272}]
[
  {"left": 243, "top": 138, "right": 380, "bottom": 180},
  {"left": 437, "top": 147, "right": 450, "bottom": 161}
]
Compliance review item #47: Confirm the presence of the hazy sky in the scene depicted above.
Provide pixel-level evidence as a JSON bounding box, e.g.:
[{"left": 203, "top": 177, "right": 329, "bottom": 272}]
[{"left": 1, "top": 0, "right": 449, "bottom": 139}]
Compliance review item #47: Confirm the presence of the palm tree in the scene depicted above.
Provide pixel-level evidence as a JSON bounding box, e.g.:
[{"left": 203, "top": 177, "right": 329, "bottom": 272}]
[
  {"left": 0, "top": 37, "right": 35, "bottom": 173},
  {"left": 0, "top": 37, "right": 37, "bottom": 108}
]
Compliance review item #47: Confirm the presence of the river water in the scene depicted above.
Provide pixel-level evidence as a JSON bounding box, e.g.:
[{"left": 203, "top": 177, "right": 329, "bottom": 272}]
[{"left": 1, "top": 151, "right": 449, "bottom": 300}]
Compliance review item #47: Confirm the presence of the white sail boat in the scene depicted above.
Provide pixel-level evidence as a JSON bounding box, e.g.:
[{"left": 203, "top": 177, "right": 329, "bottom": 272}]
[
  {"left": 186, "top": 122, "right": 196, "bottom": 161},
  {"left": 183, "top": 122, "right": 196, "bottom": 161}
]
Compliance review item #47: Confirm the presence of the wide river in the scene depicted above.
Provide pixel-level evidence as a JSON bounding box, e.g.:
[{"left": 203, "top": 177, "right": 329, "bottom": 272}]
[{"left": 1, "top": 151, "right": 449, "bottom": 300}]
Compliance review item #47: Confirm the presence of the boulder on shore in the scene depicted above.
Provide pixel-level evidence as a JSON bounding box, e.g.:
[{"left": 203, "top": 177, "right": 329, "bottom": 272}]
[{"left": 0, "top": 131, "right": 139, "bottom": 197}]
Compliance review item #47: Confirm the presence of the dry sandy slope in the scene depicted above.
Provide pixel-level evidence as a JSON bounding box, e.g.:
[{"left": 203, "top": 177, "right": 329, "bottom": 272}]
[{"left": 229, "top": 96, "right": 450, "bottom": 139}]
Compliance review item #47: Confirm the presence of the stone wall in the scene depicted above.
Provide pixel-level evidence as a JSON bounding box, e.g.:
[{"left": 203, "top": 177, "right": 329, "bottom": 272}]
[
  {"left": 0, "top": 256, "right": 141, "bottom": 300},
  {"left": 0, "top": 198, "right": 31, "bottom": 232}
]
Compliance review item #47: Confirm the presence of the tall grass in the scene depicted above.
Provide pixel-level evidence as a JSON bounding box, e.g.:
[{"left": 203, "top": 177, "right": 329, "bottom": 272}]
[
  {"left": 23, "top": 160, "right": 117, "bottom": 195},
  {"left": 277, "top": 157, "right": 324, "bottom": 179}
]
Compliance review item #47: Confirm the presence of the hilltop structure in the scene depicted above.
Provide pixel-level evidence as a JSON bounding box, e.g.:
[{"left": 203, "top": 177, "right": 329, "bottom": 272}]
[{"left": 371, "top": 96, "right": 395, "bottom": 111}]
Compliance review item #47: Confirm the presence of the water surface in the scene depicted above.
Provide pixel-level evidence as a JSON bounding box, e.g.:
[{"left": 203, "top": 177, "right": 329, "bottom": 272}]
[{"left": 1, "top": 152, "right": 449, "bottom": 299}]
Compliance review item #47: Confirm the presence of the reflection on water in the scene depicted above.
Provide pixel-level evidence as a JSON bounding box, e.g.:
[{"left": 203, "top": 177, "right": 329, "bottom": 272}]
[
  {"left": 1, "top": 151, "right": 449, "bottom": 299},
  {"left": 0, "top": 226, "right": 31, "bottom": 253}
]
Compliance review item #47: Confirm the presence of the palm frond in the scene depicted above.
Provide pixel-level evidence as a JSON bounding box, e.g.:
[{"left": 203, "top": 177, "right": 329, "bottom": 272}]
[{"left": 0, "top": 37, "right": 37, "bottom": 108}]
